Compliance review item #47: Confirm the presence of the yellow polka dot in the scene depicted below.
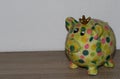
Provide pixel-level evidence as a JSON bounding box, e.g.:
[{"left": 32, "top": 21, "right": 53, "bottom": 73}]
[
  {"left": 106, "top": 49, "right": 110, "bottom": 55},
  {"left": 81, "top": 35, "right": 88, "bottom": 43},
  {"left": 104, "top": 44, "right": 108, "bottom": 50},
  {"left": 68, "top": 40, "right": 72, "bottom": 45},
  {"left": 91, "top": 44, "right": 96, "bottom": 50}
]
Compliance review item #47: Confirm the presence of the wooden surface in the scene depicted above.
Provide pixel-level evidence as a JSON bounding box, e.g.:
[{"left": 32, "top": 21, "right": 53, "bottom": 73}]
[{"left": 0, "top": 50, "right": 119, "bottom": 79}]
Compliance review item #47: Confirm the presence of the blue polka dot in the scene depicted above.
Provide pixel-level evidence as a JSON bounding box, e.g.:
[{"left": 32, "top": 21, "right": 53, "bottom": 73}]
[
  {"left": 83, "top": 50, "right": 89, "bottom": 56},
  {"left": 79, "top": 59, "right": 84, "bottom": 63}
]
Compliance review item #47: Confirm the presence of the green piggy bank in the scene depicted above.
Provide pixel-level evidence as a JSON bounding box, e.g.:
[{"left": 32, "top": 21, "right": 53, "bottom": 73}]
[{"left": 65, "top": 15, "right": 116, "bottom": 75}]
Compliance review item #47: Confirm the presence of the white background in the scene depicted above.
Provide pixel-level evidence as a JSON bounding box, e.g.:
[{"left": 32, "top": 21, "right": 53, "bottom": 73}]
[{"left": 0, "top": 0, "right": 120, "bottom": 52}]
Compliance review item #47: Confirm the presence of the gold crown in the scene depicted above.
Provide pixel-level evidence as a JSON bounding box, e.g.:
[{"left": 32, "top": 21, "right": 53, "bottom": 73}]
[{"left": 79, "top": 15, "right": 91, "bottom": 25}]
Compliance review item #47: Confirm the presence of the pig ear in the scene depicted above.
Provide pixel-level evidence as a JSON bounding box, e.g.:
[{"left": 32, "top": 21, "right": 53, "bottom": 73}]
[
  {"left": 93, "top": 23, "right": 103, "bottom": 39},
  {"left": 65, "top": 17, "right": 78, "bottom": 31}
]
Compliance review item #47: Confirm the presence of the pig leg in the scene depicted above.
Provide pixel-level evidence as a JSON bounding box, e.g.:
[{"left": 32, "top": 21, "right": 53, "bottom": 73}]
[
  {"left": 88, "top": 66, "right": 98, "bottom": 75},
  {"left": 104, "top": 59, "right": 114, "bottom": 67},
  {"left": 69, "top": 61, "right": 78, "bottom": 69}
]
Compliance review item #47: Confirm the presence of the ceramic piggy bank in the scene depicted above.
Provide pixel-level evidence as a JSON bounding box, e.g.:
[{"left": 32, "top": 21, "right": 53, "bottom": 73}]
[{"left": 65, "top": 15, "right": 116, "bottom": 75}]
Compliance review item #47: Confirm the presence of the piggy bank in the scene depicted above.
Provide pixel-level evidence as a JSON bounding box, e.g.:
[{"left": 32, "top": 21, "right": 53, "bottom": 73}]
[{"left": 65, "top": 15, "right": 116, "bottom": 75}]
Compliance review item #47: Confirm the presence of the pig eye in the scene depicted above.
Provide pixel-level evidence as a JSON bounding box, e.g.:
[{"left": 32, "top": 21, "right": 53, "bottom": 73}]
[
  {"left": 73, "top": 28, "right": 79, "bottom": 33},
  {"left": 80, "top": 31, "right": 85, "bottom": 36}
]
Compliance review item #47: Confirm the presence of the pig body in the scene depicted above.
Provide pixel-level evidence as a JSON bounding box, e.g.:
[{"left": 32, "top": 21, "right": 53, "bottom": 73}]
[{"left": 65, "top": 15, "right": 116, "bottom": 75}]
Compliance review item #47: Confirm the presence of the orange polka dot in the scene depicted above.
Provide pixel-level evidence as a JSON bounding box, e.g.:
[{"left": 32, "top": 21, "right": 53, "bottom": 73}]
[{"left": 87, "top": 29, "right": 92, "bottom": 34}]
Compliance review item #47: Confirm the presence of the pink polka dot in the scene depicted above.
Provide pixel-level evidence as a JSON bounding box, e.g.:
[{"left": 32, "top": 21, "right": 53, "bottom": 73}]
[
  {"left": 80, "top": 55, "right": 85, "bottom": 59},
  {"left": 87, "top": 29, "right": 92, "bottom": 34},
  {"left": 104, "top": 26, "right": 109, "bottom": 30},
  {"left": 84, "top": 44, "right": 89, "bottom": 49},
  {"left": 94, "top": 34, "right": 98, "bottom": 40},
  {"left": 101, "top": 38, "right": 106, "bottom": 44},
  {"left": 97, "top": 52, "right": 103, "bottom": 56},
  {"left": 110, "top": 41, "right": 113, "bottom": 46}
]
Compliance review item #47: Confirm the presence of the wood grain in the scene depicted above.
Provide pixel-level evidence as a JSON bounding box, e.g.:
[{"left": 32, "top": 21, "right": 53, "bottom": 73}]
[{"left": 0, "top": 50, "right": 119, "bottom": 79}]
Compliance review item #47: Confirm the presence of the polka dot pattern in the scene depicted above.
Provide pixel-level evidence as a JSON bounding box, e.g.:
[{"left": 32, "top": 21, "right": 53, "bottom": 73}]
[
  {"left": 70, "top": 45, "right": 75, "bottom": 52},
  {"left": 65, "top": 17, "right": 116, "bottom": 75},
  {"left": 106, "top": 37, "right": 110, "bottom": 43},
  {"left": 104, "top": 26, "right": 109, "bottom": 30},
  {"left": 84, "top": 44, "right": 89, "bottom": 49},
  {"left": 87, "top": 29, "right": 92, "bottom": 34},
  {"left": 83, "top": 50, "right": 89, "bottom": 56},
  {"left": 106, "top": 55, "right": 110, "bottom": 60},
  {"left": 110, "top": 41, "right": 113, "bottom": 46},
  {"left": 89, "top": 37, "right": 93, "bottom": 42},
  {"left": 101, "top": 38, "right": 106, "bottom": 44},
  {"left": 94, "top": 34, "right": 98, "bottom": 40},
  {"left": 80, "top": 55, "right": 85, "bottom": 59},
  {"left": 96, "top": 47, "right": 101, "bottom": 52},
  {"left": 96, "top": 42, "right": 101, "bottom": 47},
  {"left": 97, "top": 52, "right": 103, "bottom": 56},
  {"left": 81, "top": 27, "right": 86, "bottom": 31},
  {"left": 79, "top": 59, "right": 84, "bottom": 63},
  {"left": 90, "top": 52, "right": 95, "bottom": 56}
]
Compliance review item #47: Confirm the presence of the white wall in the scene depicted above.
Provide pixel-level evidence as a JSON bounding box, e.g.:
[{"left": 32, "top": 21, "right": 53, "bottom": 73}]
[{"left": 0, "top": 0, "right": 119, "bottom": 51}]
